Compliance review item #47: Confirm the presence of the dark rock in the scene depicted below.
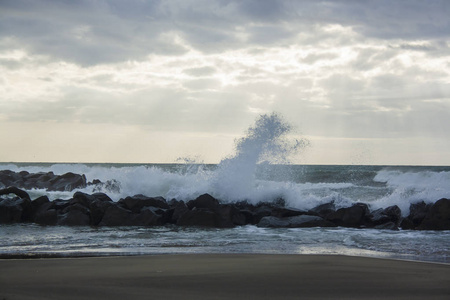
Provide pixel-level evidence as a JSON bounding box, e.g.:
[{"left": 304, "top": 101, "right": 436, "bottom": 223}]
[
  {"left": 408, "top": 201, "right": 432, "bottom": 227},
  {"left": 257, "top": 216, "right": 290, "bottom": 228},
  {"left": 51, "top": 199, "right": 71, "bottom": 211},
  {"left": 177, "top": 208, "right": 233, "bottom": 228},
  {"left": 89, "top": 198, "right": 114, "bottom": 226},
  {"left": 31, "top": 195, "right": 50, "bottom": 212},
  {"left": 0, "top": 186, "right": 31, "bottom": 200},
  {"left": 62, "top": 203, "right": 90, "bottom": 215},
  {"left": 186, "top": 194, "right": 220, "bottom": 210},
  {"left": 48, "top": 172, "right": 87, "bottom": 191},
  {"left": 252, "top": 205, "right": 273, "bottom": 224},
  {"left": 171, "top": 201, "right": 189, "bottom": 223},
  {"left": 309, "top": 202, "right": 336, "bottom": 218},
  {"left": 217, "top": 204, "right": 246, "bottom": 226},
  {"left": 239, "top": 209, "right": 255, "bottom": 224},
  {"left": 99, "top": 205, "right": 135, "bottom": 226},
  {"left": 34, "top": 207, "right": 57, "bottom": 225},
  {"left": 118, "top": 194, "right": 169, "bottom": 213},
  {"left": 58, "top": 209, "right": 90, "bottom": 226},
  {"left": 374, "top": 222, "right": 398, "bottom": 230},
  {"left": 399, "top": 218, "right": 415, "bottom": 230},
  {"left": 383, "top": 205, "right": 402, "bottom": 223},
  {"left": 288, "top": 215, "right": 336, "bottom": 228},
  {"left": 257, "top": 215, "right": 336, "bottom": 228},
  {"left": 326, "top": 203, "right": 370, "bottom": 228},
  {"left": 369, "top": 205, "right": 401, "bottom": 226},
  {"left": 271, "top": 207, "right": 306, "bottom": 218},
  {"left": 0, "top": 198, "right": 24, "bottom": 223},
  {"left": 92, "top": 192, "right": 113, "bottom": 203},
  {"left": 417, "top": 198, "right": 450, "bottom": 230},
  {"left": 0, "top": 187, "right": 33, "bottom": 222},
  {"left": 133, "top": 208, "right": 162, "bottom": 226}
]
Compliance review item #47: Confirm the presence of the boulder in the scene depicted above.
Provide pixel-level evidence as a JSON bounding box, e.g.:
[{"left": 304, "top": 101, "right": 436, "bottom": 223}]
[
  {"left": 88, "top": 193, "right": 114, "bottom": 226},
  {"left": 374, "top": 222, "right": 398, "bottom": 230},
  {"left": 417, "top": 198, "right": 450, "bottom": 230},
  {"left": 0, "top": 191, "right": 32, "bottom": 223},
  {"left": 133, "top": 208, "right": 162, "bottom": 226},
  {"left": 408, "top": 201, "right": 432, "bottom": 227},
  {"left": 309, "top": 202, "right": 336, "bottom": 218},
  {"left": 257, "top": 215, "right": 336, "bottom": 228},
  {"left": 257, "top": 216, "right": 290, "bottom": 228},
  {"left": 326, "top": 203, "right": 370, "bottom": 228},
  {"left": 0, "top": 198, "right": 24, "bottom": 223},
  {"left": 118, "top": 194, "right": 169, "bottom": 213},
  {"left": 0, "top": 186, "right": 31, "bottom": 200},
  {"left": 288, "top": 215, "right": 336, "bottom": 228},
  {"left": 217, "top": 204, "right": 246, "bottom": 226},
  {"left": 177, "top": 208, "right": 233, "bottom": 228},
  {"left": 368, "top": 205, "right": 401, "bottom": 227},
  {"left": 171, "top": 201, "right": 189, "bottom": 223},
  {"left": 99, "top": 205, "right": 135, "bottom": 226},
  {"left": 186, "top": 194, "right": 220, "bottom": 210},
  {"left": 48, "top": 172, "right": 87, "bottom": 191},
  {"left": 34, "top": 206, "right": 57, "bottom": 225},
  {"left": 57, "top": 209, "right": 90, "bottom": 226},
  {"left": 270, "top": 207, "right": 306, "bottom": 218}
]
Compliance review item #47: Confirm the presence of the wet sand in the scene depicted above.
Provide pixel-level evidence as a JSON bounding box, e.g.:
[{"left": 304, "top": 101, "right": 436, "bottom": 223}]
[{"left": 1, "top": 254, "right": 449, "bottom": 300}]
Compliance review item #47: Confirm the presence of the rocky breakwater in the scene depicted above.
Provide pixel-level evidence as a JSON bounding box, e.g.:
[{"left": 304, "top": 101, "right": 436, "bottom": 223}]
[
  {"left": 1, "top": 186, "right": 449, "bottom": 230},
  {"left": 0, "top": 170, "right": 86, "bottom": 192}
]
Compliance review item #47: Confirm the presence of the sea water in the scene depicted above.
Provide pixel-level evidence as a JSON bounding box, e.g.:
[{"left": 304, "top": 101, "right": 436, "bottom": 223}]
[{"left": 0, "top": 114, "right": 449, "bottom": 262}]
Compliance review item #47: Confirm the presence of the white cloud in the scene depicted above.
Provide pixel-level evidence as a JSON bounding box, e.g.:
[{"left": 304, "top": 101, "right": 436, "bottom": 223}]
[{"left": 0, "top": 0, "right": 449, "bottom": 164}]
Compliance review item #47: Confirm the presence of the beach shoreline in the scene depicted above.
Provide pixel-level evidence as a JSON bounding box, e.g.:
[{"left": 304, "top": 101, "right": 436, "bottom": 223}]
[{"left": 1, "top": 254, "right": 449, "bottom": 299}]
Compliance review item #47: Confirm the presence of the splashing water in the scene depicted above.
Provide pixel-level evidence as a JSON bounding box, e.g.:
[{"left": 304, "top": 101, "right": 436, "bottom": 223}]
[{"left": 211, "top": 113, "right": 309, "bottom": 202}]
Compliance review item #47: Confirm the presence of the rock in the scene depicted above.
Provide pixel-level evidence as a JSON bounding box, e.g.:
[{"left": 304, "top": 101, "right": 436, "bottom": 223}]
[
  {"left": 87, "top": 193, "right": 114, "bottom": 226},
  {"left": 48, "top": 172, "right": 87, "bottom": 191},
  {"left": 417, "top": 198, "right": 450, "bottom": 230},
  {"left": 51, "top": 199, "right": 71, "bottom": 211},
  {"left": 257, "top": 216, "right": 290, "bottom": 228},
  {"left": 99, "top": 205, "right": 135, "bottom": 226},
  {"left": 288, "top": 215, "right": 336, "bottom": 228},
  {"left": 257, "top": 215, "right": 336, "bottom": 228},
  {"left": 118, "top": 194, "right": 169, "bottom": 213},
  {"left": 374, "top": 222, "right": 398, "bottom": 230},
  {"left": 408, "top": 201, "right": 432, "bottom": 227},
  {"left": 0, "top": 187, "right": 33, "bottom": 222},
  {"left": 252, "top": 205, "right": 273, "bottom": 224},
  {"left": 0, "top": 186, "right": 31, "bottom": 200},
  {"left": 326, "top": 203, "right": 370, "bottom": 228},
  {"left": 133, "top": 208, "right": 162, "bottom": 226},
  {"left": 399, "top": 218, "right": 415, "bottom": 230},
  {"left": 309, "top": 202, "right": 336, "bottom": 218},
  {"left": 31, "top": 195, "right": 50, "bottom": 212},
  {"left": 271, "top": 207, "right": 306, "bottom": 218},
  {"left": 368, "top": 205, "right": 401, "bottom": 226},
  {"left": 186, "top": 194, "right": 220, "bottom": 210},
  {"left": 58, "top": 209, "right": 90, "bottom": 226},
  {"left": 171, "top": 201, "right": 189, "bottom": 223},
  {"left": 34, "top": 206, "right": 57, "bottom": 225},
  {"left": 177, "top": 209, "right": 233, "bottom": 228},
  {"left": 0, "top": 198, "right": 24, "bottom": 223},
  {"left": 217, "top": 204, "right": 246, "bottom": 226}
]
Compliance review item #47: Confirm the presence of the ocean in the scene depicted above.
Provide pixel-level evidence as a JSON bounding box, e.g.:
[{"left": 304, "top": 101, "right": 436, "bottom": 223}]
[
  {"left": 1, "top": 162, "right": 449, "bottom": 263},
  {"left": 0, "top": 114, "right": 449, "bottom": 262}
]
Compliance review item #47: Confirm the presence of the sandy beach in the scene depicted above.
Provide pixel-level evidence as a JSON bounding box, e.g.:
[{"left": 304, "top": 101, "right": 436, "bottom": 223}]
[{"left": 0, "top": 254, "right": 449, "bottom": 299}]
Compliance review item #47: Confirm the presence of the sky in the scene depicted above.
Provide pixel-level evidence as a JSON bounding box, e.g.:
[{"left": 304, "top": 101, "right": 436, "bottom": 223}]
[{"left": 0, "top": 0, "right": 449, "bottom": 165}]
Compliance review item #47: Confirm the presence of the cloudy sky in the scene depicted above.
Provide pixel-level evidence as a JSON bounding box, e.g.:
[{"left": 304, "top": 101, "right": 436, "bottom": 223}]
[{"left": 1, "top": 0, "right": 449, "bottom": 165}]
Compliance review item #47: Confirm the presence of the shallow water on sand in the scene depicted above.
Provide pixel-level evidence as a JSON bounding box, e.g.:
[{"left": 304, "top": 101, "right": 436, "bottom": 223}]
[{"left": 1, "top": 224, "right": 448, "bottom": 263}]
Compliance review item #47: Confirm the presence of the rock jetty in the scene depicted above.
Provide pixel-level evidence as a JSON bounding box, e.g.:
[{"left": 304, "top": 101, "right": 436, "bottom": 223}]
[{"left": 1, "top": 187, "right": 449, "bottom": 230}]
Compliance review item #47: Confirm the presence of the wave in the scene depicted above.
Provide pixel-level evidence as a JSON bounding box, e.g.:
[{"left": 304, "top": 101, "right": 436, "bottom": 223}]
[{"left": 1, "top": 113, "right": 449, "bottom": 216}]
